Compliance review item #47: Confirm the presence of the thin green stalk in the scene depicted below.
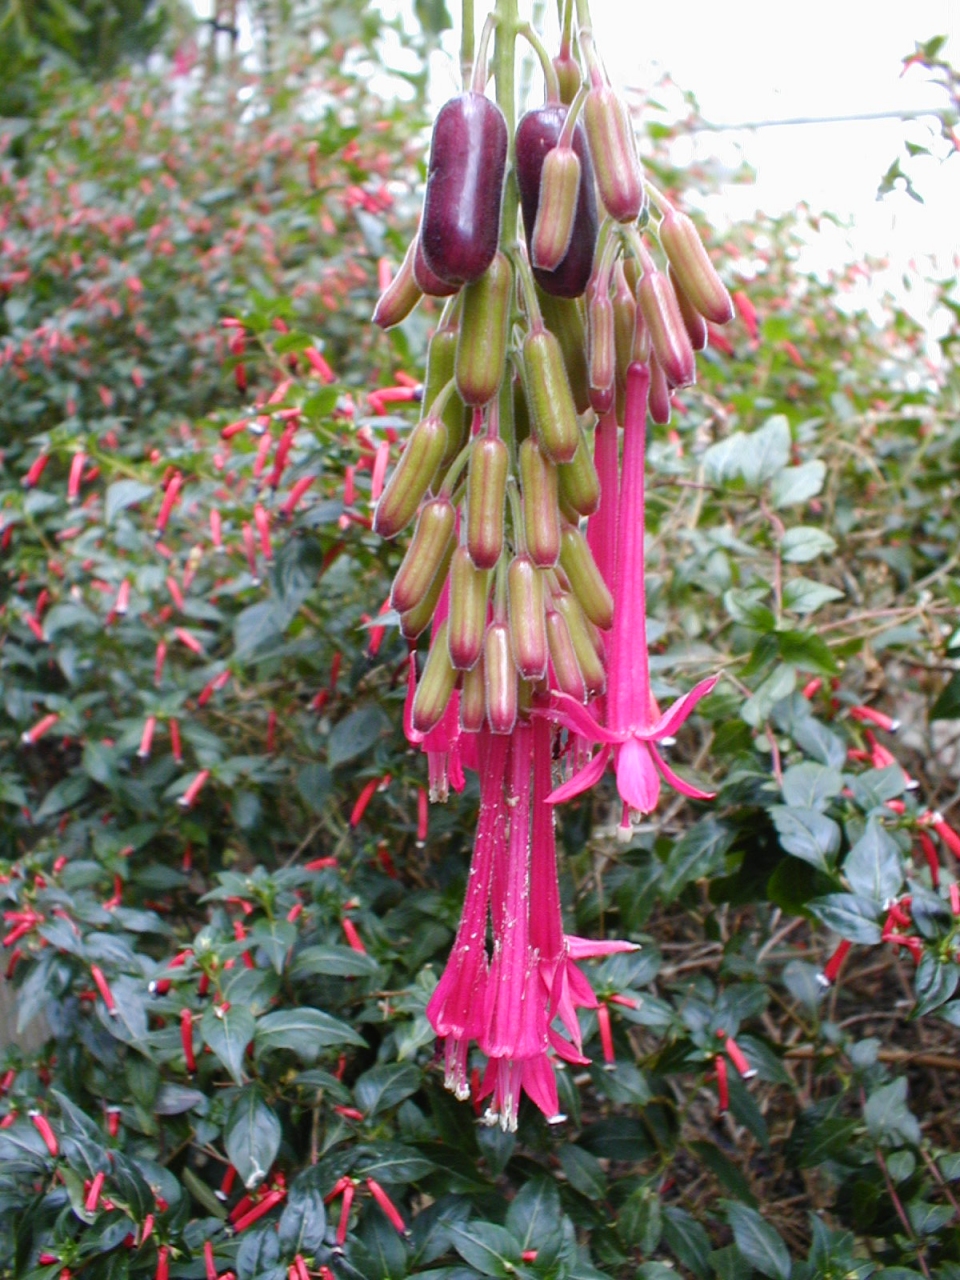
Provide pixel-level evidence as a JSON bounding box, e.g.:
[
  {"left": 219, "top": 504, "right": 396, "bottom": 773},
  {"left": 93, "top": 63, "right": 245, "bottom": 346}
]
[{"left": 460, "top": 0, "right": 475, "bottom": 89}]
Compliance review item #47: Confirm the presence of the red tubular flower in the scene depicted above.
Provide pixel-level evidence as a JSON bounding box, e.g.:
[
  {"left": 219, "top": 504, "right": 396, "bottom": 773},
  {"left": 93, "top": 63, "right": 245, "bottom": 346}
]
[
  {"left": 333, "top": 1105, "right": 365, "bottom": 1122},
  {"left": 266, "top": 710, "right": 277, "bottom": 754},
  {"left": 154, "top": 640, "right": 168, "bottom": 686},
  {"left": 106, "top": 1106, "right": 121, "bottom": 1138},
  {"left": 140, "top": 1214, "right": 154, "bottom": 1246},
  {"left": 366, "top": 1178, "right": 406, "bottom": 1234},
  {"left": 252, "top": 430, "right": 273, "bottom": 479},
  {"left": 67, "top": 450, "right": 86, "bottom": 502},
  {"left": 932, "top": 815, "right": 960, "bottom": 859},
  {"left": 180, "top": 1008, "right": 196, "bottom": 1071},
  {"left": 336, "top": 1181, "right": 355, "bottom": 1246},
  {"left": 25, "top": 615, "right": 45, "bottom": 643},
  {"left": 281, "top": 474, "right": 314, "bottom": 518},
  {"left": 341, "top": 917, "right": 366, "bottom": 954},
  {"left": 84, "top": 1170, "right": 105, "bottom": 1212},
  {"left": 169, "top": 719, "right": 182, "bottom": 762},
  {"left": 253, "top": 503, "right": 272, "bottom": 560},
  {"left": 217, "top": 1163, "right": 237, "bottom": 1201},
  {"left": 417, "top": 787, "right": 428, "bottom": 846},
  {"left": 370, "top": 441, "right": 390, "bottom": 504},
  {"left": 210, "top": 509, "right": 223, "bottom": 548},
  {"left": 304, "top": 347, "right": 336, "bottom": 383},
  {"left": 714, "top": 1055, "right": 729, "bottom": 1114},
  {"left": 722, "top": 1034, "right": 756, "bottom": 1079},
  {"left": 113, "top": 580, "right": 130, "bottom": 616},
  {"left": 849, "top": 704, "right": 899, "bottom": 732},
  {"left": 91, "top": 965, "right": 117, "bottom": 1015},
  {"left": 293, "top": 1256, "right": 310, "bottom": 1280},
  {"left": 179, "top": 770, "right": 211, "bottom": 810},
  {"left": 596, "top": 1003, "right": 615, "bottom": 1067},
  {"left": 950, "top": 883, "right": 960, "bottom": 916},
  {"left": 329, "top": 651, "right": 342, "bottom": 693},
  {"left": 917, "top": 830, "right": 940, "bottom": 887},
  {"left": 21, "top": 713, "right": 59, "bottom": 745},
  {"left": 166, "top": 577, "right": 184, "bottom": 610},
  {"left": 29, "top": 1110, "right": 58, "bottom": 1156},
  {"left": 156, "top": 1244, "right": 169, "bottom": 1280},
  {"left": 204, "top": 1241, "right": 217, "bottom": 1280},
  {"left": 174, "top": 627, "right": 204, "bottom": 656},
  {"left": 350, "top": 778, "right": 379, "bottom": 828},
  {"left": 156, "top": 472, "right": 182, "bottom": 533},
  {"left": 818, "top": 938, "right": 852, "bottom": 989},
  {"left": 138, "top": 716, "right": 157, "bottom": 760},
  {"left": 24, "top": 452, "right": 49, "bottom": 488}
]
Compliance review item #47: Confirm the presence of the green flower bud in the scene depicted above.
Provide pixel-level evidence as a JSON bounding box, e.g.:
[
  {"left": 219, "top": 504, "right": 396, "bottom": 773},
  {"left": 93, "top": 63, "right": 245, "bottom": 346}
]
[
  {"left": 448, "top": 546, "right": 491, "bottom": 671},
  {"left": 554, "top": 591, "right": 605, "bottom": 696},
  {"left": 372, "top": 237, "right": 422, "bottom": 329},
  {"left": 390, "top": 496, "right": 455, "bottom": 616},
  {"left": 649, "top": 352, "right": 671, "bottom": 425},
  {"left": 532, "top": 145, "right": 582, "bottom": 273},
  {"left": 668, "top": 263, "right": 708, "bottom": 352},
  {"left": 537, "top": 287, "right": 591, "bottom": 413},
  {"left": 411, "top": 619, "right": 458, "bottom": 735},
  {"left": 557, "top": 422, "right": 600, "bottom": 517},
  {"left": 456, "top": 251, "right": 513, "bottom": 407},
  {"left": 460, "top": 656, "right": 487, "bottom": 732},
  {"left": 466, "top": 436, "right": 509, "bottom": 570},
  {"left": 519, "top": 437, "right": 561, "bottom": 567},
  {"left": 373, "top": 412, "right": 448, "bottom": 539},
  {"left": 507, "top": 555, "right": 547, "bottom": 680},
  {"left": 399, "top": 534, "right": 455, "bottom": 640},
  {"left": 484, "top": 621, "right": 518, "bottom": 734},
  {"left": 423, "top": 327, "right": 472, "bottom": 469},
  {"left": 546, "top": 602, "right": 587, "bottom": 702},
  {"left": 637, "top": 264, "right": 696, "bottom": 389},
  {"left": 583, "top": 84, "right": 643, "bottom": 224},
  {"left": 587, "top": 287, "right": 615, "bottom": 414},
  {"left": 523, "top": 327, "right": 580, "bottom": 464},
  {"left": 558, "top": 523, "right": 614, "bottom": 630},
  {"left": 612, "top": 260, "right": 637, "bottom": 422},
  {"left": 659, "top": 208, "right": 733, "bottom": 326}
]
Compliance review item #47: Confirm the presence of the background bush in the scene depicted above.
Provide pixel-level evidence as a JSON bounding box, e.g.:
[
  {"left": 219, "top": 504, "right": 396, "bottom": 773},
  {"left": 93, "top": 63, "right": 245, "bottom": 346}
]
[{"left": 0, "top": 6, "right": 959, "bottom": 1278}]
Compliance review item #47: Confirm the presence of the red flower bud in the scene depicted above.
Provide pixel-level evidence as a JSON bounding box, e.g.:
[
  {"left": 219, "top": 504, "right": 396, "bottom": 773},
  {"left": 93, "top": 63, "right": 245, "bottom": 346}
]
[{"left": 180, "top": 1008, "right": 196, "bottom": 1072}]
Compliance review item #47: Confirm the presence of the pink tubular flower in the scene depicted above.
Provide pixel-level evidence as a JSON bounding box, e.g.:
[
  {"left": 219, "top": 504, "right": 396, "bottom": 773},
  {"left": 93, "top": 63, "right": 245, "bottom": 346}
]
[{"left": 546, "top": 362, "right": 718, "bottom": 830}]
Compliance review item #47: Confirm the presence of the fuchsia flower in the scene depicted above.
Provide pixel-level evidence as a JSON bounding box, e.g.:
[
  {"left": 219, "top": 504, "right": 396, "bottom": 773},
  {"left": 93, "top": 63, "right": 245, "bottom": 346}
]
[{"left": 547, "top": 361, "right": 719, "bottom": 828}]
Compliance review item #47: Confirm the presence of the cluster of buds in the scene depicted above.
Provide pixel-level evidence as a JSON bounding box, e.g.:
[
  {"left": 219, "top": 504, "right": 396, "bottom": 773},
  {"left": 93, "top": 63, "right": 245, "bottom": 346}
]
[{"left": 368, "top": 1, "right": 732, "bottom": 1123}]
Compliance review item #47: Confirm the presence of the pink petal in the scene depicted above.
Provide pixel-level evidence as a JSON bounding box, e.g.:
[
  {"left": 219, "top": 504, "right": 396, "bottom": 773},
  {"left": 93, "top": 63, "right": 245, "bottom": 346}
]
[
  {"left": 565, "top": 935, "right": 640, "bottom": 959},
  {"left": 615, "top": 736, "right": 660, "bottom": 815},
  {"left": 543, "top": 693, "right": 621, "bottom": 745},
  {"left": 547, "top": 745, "right": 611, "bottom": 805},
  {"left": 521, "top": 1053, "right": 560, "bottom": 1121},
  {"left": 646, "top": 674, "right": 720, "bottom": 740},
  {"left": 652, "top": 746, "right": 717, "bottom": 801},
  {"left": 548, "top": 1027, "right": 591, "bottom": 1066}
]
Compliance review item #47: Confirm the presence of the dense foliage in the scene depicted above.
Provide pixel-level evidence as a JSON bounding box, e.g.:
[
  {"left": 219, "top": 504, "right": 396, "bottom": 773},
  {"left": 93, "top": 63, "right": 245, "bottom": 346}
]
[{"left": 0, "top": 8, "right": 958, "bottom": 1280}]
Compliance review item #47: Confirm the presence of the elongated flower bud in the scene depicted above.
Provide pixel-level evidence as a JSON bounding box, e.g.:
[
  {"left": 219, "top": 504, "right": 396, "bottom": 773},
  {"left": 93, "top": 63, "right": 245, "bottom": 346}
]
[
  {"left": 448, "top": 546, "right": 490, "bottom": 670},
  {"left": 412, "top": 620, "right": 458, "bottom": 735},
  {"left": 612, "top": 261, "right": 638, "bottom": 421},
  {"left": 507, "top": 556, "right": 547, "bottom": 680},
  {"left": 537, "top": 289, "right": 591, "bottom": 412},
  {"left": 583, "top": 84, "right": 643, "bottom": 223},
  {"left": 557, "top": 423, "right": 601, "bottom": 517},
  {"left": 519, "top": 438, "right": 560, "bottom": 567},
  {"left": 553, "top": 49, "right": 581, "bottom": 105},
  {"left": 532, "top": 146, "right": 581, "bottom": 272},
  {"left": 390, "top": 497, "right": 455, "bottom": 615},
  {"left": 588, "top": 290, "right": 615, "bottom": 411},
  {"left": 374, "top": 414, "right": 448, "bottom": 538},
  {"left": 399, "top": 534, "right": 455, "bottom": 639},
  {"left": 484, "top": 622, "right": 518, "bottom": 734},
  {"left": 668, "top": 264, "right": 708, "bottom": 352},
  {"left": 460, "top": 656, "right": 486, "bottom": 731},
  {"left": 456, "top": 252, "right": 513, "bottom": 406},
  {"left": 466, "top": 437, "right": 508, "bottom": 569},
  {"left": 423, "top": 328, "right": 469, "bottom": 469},
  {"left": 637, "top": 264, "right": 696, "bottom": 389},
  {"left": 523, "top": 328, "right": 580, "bottom": 463},
  {"left": 659, "top": 208, "right": 734, "bottom": 325},
  {"left": 372, "top": 238, "right": 422, "bottom": 329},
  {"left": 648, "top": 353, "right": 671, "bottom": 425},
  {"left": 546, "top": 604, "right": 587, "bottom": 702},
  {"left": 559, "top": 525, "right": 614, "bottom": 630},
  {"left": 554, "top": 592, "right": 605, "bottom": 696}
]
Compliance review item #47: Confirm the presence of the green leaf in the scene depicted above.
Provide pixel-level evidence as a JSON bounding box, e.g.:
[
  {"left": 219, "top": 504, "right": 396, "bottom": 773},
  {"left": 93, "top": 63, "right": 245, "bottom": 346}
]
[
  {"left": 808, "top": 893, "right": 882, "bottom": 944},
  {"left": 770, "top": 805, "right": 841, "bottom": 872},
  {"left": 448, "top": 1222, "right": 522, "bottom": 1277},
  {"left": 200, "top": 1003, "right": 256, "bottom": 1085},
  {"left": 353, "top": 1141, "right": 437, "bottom": 1182},
  {"left": 278, "top": 1167, "right": 327, "bottom": 1254},
  {"left": 354, "top": 1064, "right": 421, "bottom": 1118},
  {"left": 780, "top": 526, "right": 837, "bottom": 563},
  {"left": 224, "top": 1088, "right": 282, "bottom": 1190},
  {"left": 327, "top": 705, "right": 389, "bottom": 768},
  {"left": 292, "top": 944, "right": 382, "bottom": 978},
  {"left": 688, "top": 1141, "right": 757, "bottom": 1206},
  {"left": 864, "top": 1077, "right": 921, "bottom": 1147},
  {"left": 844, "top": 819, "right": 902, "bottom": 904},
  {"left": 741, "top": 415, "right": 791, "bottom": 486},
  {"left": 913, "top": 952, "right": 959, "bottom": 1017},
  {"left": 782, "top": 577, "right": 844, "bottom": 616},
  {"left": 558, "top": 1145, "right": 607, "bottom": 1199},
  {"left": 248, "top": 919, "right": 297, "bottom": 974},
  {"left": 255, "top": 1007, "right": 366, "bottom": 1062},
  {"left": 234, "top": 601, "right": 284, "bottom": 658},
  {"left": 723, "top": 587, "right": 776, "bottom": 631},
  {"left": 741, "top": 666, "right": 797, "bottom": 727},
  {"left": 105, "top": 479, "right": 154, "bottom": 524},
  {"left": 781, "top": 762, "right": 843, "bottom": 810},
  {"left": 931, "top": 672, "right": 960, "bottom": 720},
  {"left": 505, "top": 1176, "right": 560, "bottom": 1251},
  {"left": 662, "top": 1206, "right": 712, "bottom": 1279},
  {"left": 660, "top": 817, "right": 735, "bottom": 901},
  {"left": 726, "top": 1202, "right": 791, "bottom": 1280},
  {"left": 771, "top": 460, "right": 826, "bottom": 508},
  {"left": 296, "top": 763, "right": 332, "bottom": 813}
]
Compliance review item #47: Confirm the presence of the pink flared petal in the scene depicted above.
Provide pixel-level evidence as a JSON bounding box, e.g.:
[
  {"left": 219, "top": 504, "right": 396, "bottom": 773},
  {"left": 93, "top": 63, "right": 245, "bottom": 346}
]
[
  {"left": 565, "top": 935, "right": 640, "bottom": 959},
  {"left": 521, "top": 1053, "right": 560, "bottom": 1121},
  {"left": 548, "top": 1027, "right": 592, "bottom": 1066},
  {"left": 542, "top": 692, "right": 622, "bottom": 745},
  {"left": 547, "top": 745, "right": 612, "bottom": 805},
  {"left": 652, "top": 746, "right": 717, "bottom": 801},
  {"left": 645, "top": 674, "right": 721, "bottom": 740},
  {"left": 614, "top": 736, "right": 661, "bottom": 815}
]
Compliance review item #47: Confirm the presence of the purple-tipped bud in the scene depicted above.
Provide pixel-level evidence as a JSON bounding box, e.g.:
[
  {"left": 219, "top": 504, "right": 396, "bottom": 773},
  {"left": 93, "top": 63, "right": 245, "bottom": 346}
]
[
  {"left": 648, "top": 353, "right": 671, "bottom": 425},
  {"left": 466, "top": 437, "right": 509, "bottom": 570},
  {"left": 399, "top": 536, "right": 455, "bottom": 640},
  {"left": 532, "top": 146, "right": 582, "bottom": 272},
  {"left": 546, "top": 604, "right": 588, "bottom": 702},
  {"left": 523, "top": 328, "right": 580, "bottom": 464},
  {"left": 374, "top": 413, "right": 448, "bottom": 539},
  {"left": 587, "top": 289, "right": 615, "bottom": 407},
  {"left": 668, "top": 264, "right": 709, "bottom": 352},
  {"left": 414, "top": 237, "right": 460, "bottom": 298},
  {"left": 557, "top": 424, "right": 601, "bottom": 518},
  {"left": 448, "top": 546, "right": 490, "bottom": 670},
  {"left": 484, "top": 622, "right": 518, "bottom": 734},
  {"left": 583, "top": 84, "right": 643, "bottom": 224},
  {"left": 455, "top": 251, "right": 513, "bottom": 406},
  {"left": 637, "top": 265, "right": 696, "bottom": 389},
  {"left": 519, "top": 438, "right": 561, "bottom": 567},
  {"left": 373, "top": 238, "right": 423, "bottom": 328},
  {"left": 554, "top": 592, "right": 605, "bottom": 696},
  {"left": 460, "top": 657, "right": 486, "bottom": 732},
  {"left": 420, "top": 93, "right": 507, "bottom": 286},
  {"left": 411, "top": 620, "right": 458, "bottom": 735},
  {"left": 558, "top": 524, "right": 614, "bottom": 630},
  {"left": 390, "top": 497, "right": 456, "bottom": 615},
  {"left": 659, "top": 208, "right": 734, "bottom": 326},
  {"left": 507, "top": 556, "right": 548, "bottom": 681}
]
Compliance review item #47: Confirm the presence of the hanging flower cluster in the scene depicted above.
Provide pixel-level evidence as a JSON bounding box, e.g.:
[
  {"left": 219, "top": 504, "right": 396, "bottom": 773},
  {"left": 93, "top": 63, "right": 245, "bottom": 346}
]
[{"left": 372, "top": 0, "right": 733, "bottom": 1128}]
